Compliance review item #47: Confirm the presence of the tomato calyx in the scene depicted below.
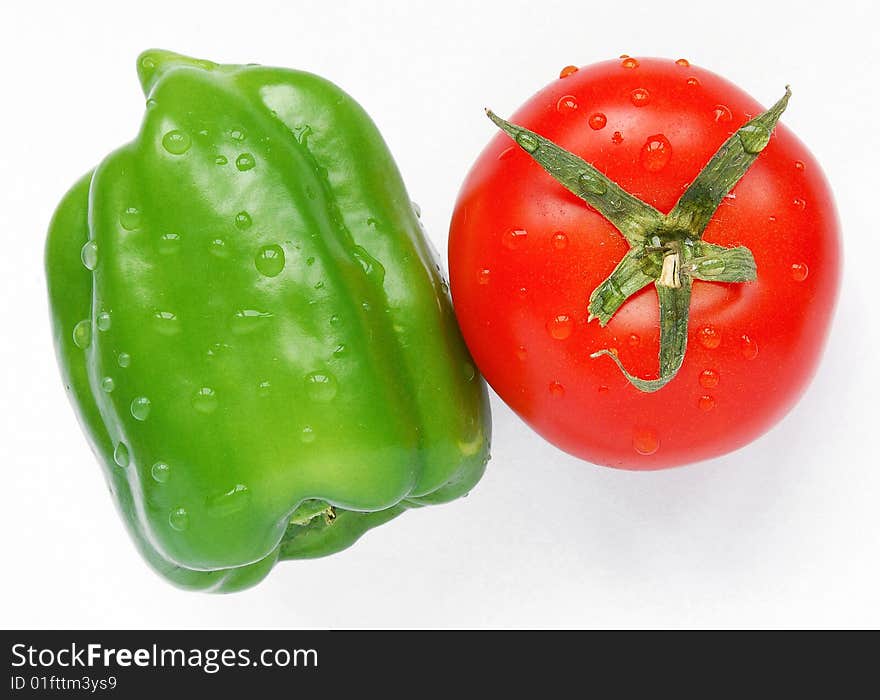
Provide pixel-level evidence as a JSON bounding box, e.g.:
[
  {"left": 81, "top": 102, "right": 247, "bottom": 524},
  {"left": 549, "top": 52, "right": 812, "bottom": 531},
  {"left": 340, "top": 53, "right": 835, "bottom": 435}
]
[{"left": 485, "top": 86, "right": 790, "bottom": 392}]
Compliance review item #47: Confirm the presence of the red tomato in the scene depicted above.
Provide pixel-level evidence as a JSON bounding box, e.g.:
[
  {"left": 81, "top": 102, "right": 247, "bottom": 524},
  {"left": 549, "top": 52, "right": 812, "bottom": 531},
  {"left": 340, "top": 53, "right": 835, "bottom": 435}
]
[{"left": 448, "top": 57, "right": 841, "bottom": 469}]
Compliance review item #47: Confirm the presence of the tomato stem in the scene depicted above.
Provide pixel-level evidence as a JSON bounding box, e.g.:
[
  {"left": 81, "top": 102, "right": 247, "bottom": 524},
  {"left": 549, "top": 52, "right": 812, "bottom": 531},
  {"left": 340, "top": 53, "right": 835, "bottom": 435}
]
[
  {"left": 658, "top": 251, "right": 682, "bottom": 288},
  {"left": 487, "top": 88, "right": 790, "bottom": 392}
]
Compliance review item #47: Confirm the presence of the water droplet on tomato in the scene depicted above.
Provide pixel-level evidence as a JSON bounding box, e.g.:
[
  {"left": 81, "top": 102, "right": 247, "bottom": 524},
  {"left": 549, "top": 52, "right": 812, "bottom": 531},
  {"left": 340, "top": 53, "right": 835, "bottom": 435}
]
[
  {"left": 698, "top": 326, "right": 721, "bottom": 349},
  {"left": 478, "top": 268, "right": 491, "bottom": 285},
  {"left": 632, "top": 428, "right": 659, "bottom": 456},
  {"left": 795, "top": 160, "right": 805, "bottom": 171},
  {"left": 698, "top": 395, "right": 716, "bottom": 412},
  {"left": 621, "top": 57, "right": 639, "bottom": 69},
  {"left": 699, "top": 369, "right": 719, "bottom": 389},
  {"left": 791, "top": 262, "right": 809, "bottom": 282},
  {"left": 740, "top": 334, "right": 758, "bottom": 359},
  {"left": 552, "top": 232, "right": 569, "bottom": 249},
  {"left": 611, "top": 131, "right": 624, "bottom": 144},
  {"left": 640, "top": 134, "right": 672, "bottom": 172},
  {"left": 549, "top": 381, "right": 565, "bottom": 397},
  {"left": 207, "top": 484, "right": 251, "bottom": 516},
  {"left": 516, "top": 346, "right": 528, "bottom": 361},
  {"left": 502, "top": 228, "right": 528, "bottom": 250},
  {"left": 255, "top": 244, "right": 286, "bottom": 276},
  {"left": 516, "top": 132, "right": 539, "bottom": 153},
  {"left": 81, "top": 241, "right": 98, "bottom": 270},
  {"left": 162, "top": 129, "right": 191, "bottom": 154},
  {"left": 547, "top": 315, "right": 573, "bottom": 340},
  {"left": 713, "top": 105, "right": 733, "bottom": 123},
  {"left": 598, "top": 385, "right": 609, "bottom": 394},
  {"left": 559, "top": 65, "right": 579, "bottom": 78},
  {"left": 579, "top": 172, "right": 607, "bottom": 195},
  {"left": 588, "top": 112, "right": 607, "bottom": 130},
  {"left": 793, "top": 197, "right": 806, "bottom": 210},
  {"left": 556, "top": 95, "right": 578, "bottom": 113},
  {"left": 628, "top": 333, "right": 640, "bottom": 347},
  {"left": 739, "top": 123, "right": 772, "bottom": 154},
  {"left": 517, "top": 286, "right": 528, "bottom": 298},
  {"left": 630, "top": 88, "right": 650, "bottom": 106},
  {"left": 686, "top": 77, "right": 700, "bottom": 87},
  {"left": 675, "top": 58, "right": 690, "bottom": 67},
  {"left": 130, "top": 396, "right": 152, "bottom": 421}
]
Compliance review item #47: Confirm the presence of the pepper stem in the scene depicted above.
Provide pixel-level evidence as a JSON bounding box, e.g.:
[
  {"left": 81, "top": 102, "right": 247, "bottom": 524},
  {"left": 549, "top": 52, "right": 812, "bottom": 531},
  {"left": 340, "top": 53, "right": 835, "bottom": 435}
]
[{"left": 488, "top": 87, "right": 789, "bottom": 392}]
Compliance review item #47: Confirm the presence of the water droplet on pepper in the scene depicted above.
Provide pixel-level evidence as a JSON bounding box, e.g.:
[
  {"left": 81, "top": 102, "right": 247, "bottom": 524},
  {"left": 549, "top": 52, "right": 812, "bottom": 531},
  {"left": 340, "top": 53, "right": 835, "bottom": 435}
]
[
  {"left": 235, "top": 153, "right": 256, "bottom": 171},
  {"left": 192, "top": 386, "right": 217, "bottom": 413},
  {"left": 130, "top": 396, "right": 152, "bottom": 421},
  {"left": 81, "top": 241, "right": 98, "bottom": 270},
  {"left": 113, "top": 442, "right": 130, "bottom": 467},
  {"left": 255, "top": 244, "right": 286, "bottom": 277},
  {"left": 120, "top": 207, "right": 142, "bottom": 231},
  {"left": 162, "top": 130, "right": 191, "bottom": 155},
  {"left": 151, "top": 462, "right": 170, "bottom": 483},
  {"left": 72, "top": 320, "right": 91, "bottom": 349},
  {"left": 169, "top": 508, "right": 189, "bottom": 531}
]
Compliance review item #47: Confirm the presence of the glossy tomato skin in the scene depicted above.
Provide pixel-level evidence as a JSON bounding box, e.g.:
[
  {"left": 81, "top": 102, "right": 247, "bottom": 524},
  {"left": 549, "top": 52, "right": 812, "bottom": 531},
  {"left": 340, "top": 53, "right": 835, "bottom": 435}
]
[{"left": 449, "top": 58, "right": 841, "bottom": 469}]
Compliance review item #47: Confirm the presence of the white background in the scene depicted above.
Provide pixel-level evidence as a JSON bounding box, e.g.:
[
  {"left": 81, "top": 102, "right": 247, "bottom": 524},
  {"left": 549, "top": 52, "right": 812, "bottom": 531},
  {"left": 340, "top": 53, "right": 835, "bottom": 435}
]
[{"left": 2, "top": 0, "right": 877, "bottom": 629}]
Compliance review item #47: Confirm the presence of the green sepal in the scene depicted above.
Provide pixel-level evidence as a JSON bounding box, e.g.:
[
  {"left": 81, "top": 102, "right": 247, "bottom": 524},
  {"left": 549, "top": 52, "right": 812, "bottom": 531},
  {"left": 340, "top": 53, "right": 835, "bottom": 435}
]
[
  {"left": 588, "top": 249, "right": 657, "bottom": 325},
  {"left": 688, "top": 243, "right": 757, "bottom": 282},
  {"left": 666, "top": 88, "right": 791, "bottom": 236},
  {"left": 590, "top": 280, "right": 692, "bottom": 393},
  {"left": 486, "top": 110, "right": 663, "bottom": 247}
]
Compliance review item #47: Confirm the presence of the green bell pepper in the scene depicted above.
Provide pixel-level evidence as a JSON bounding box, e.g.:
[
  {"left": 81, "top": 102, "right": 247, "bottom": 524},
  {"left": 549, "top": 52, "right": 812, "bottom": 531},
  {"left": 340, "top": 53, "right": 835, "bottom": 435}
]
[{"left": 45, "top": 50, "right": 491, "bottom": 592}]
